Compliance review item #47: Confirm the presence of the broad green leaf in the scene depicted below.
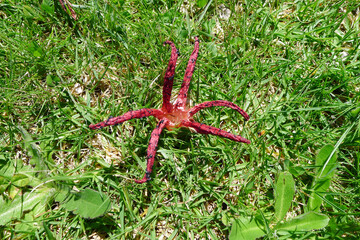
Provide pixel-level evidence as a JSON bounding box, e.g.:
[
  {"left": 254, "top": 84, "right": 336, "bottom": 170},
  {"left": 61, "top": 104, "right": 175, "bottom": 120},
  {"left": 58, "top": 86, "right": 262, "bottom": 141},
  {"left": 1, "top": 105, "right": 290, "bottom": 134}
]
[
  {"left": 308, "top": 179, "right": 331, "bottom": 212},
  {"left": 316, "top": 144, "right": 337, "bottom": 179},
  {"left": 275, "top": 211, "right": 329, "bottom": 232},
  {"left": 54, "top": 186, "right": 70, "bottom": 203},
  {"left": 9, "top": 185, "right": 20, "bottom": 199},
  {"left": 197, "top": 0, "right": 208, "bottom": 8},
  {"left": 221, "top": 212, "right": 233, "bottom": 226},
  {"left": 45, "top": 75, "right": 60, "bottom": 87},
  {"left": 27, "top": 41, "right": 44, "bottom": 58},
  {"left": 0, "top": 187, "right": 56, "bottom": 226},
  {"left": 309, "top": 144, "right": 338, "bottom": 211},
  {"left": 350, "top": 102, "right": 360, "bottom": 117},
  {"left": 0, "top": 157, "right": 15, "bottom": 179},
  {"left": 11, "top": 173, "right": 30, "bottom": 187},
  {"left": 46, "top": 75, "right": 54, "bottom": 86},
  {"left": 0, "top": 195, "right": 4, "bottom": 207},
  {"left": 229, "top": 216, "right": 266, "bottom": 240},
  {"left": 15, "top": 211, "right": 40, "bottom": 233},
  {"left": 274, "top": 171, "right": 295, "bottom": 222},
  {"left": 351, "top": 106, "right": 360, "bottom": 117},
  {"left": 63, "top": 189, "right": 111, "bottom": 219},
  {"left": 0, "top": 176, "right": 9, "bottom": 193}
]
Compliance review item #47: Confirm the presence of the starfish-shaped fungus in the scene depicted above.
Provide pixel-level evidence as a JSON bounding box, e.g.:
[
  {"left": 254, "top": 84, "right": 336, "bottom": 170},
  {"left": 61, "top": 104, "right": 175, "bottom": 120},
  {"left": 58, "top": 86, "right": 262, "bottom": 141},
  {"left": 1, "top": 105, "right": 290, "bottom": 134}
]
[{"left": 89, "top": 37, "right": 250, "bottom": 183}]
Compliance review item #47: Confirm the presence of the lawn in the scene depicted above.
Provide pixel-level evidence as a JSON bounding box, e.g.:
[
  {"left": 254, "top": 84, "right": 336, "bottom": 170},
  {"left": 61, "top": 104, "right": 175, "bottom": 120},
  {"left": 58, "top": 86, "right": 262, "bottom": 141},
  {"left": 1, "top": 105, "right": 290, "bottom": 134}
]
[{"left": 1, "top": 0, "right": 360, "bottom": 239}]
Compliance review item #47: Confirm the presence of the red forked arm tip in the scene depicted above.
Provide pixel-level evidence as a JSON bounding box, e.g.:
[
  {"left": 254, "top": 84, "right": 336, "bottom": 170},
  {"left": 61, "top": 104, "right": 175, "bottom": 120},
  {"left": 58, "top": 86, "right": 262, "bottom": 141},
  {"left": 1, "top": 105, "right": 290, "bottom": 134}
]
[
  {"left": 89, "top": 108, "right": 163, "bottom": 130},
  {"left": 175, "top": 37, "right": 200, "bottom": 108},
  {"left": 189, "top": 100, "right": 250, "bottom": 121},
  {"left": 134, "top": 119, "right": 168, "bottom": 183},
  {"left": 182, "top": 120, "right": 251, "bottom": 144},
  {"left": 162, "top": 41, "right": 179, "bottom": 112}
]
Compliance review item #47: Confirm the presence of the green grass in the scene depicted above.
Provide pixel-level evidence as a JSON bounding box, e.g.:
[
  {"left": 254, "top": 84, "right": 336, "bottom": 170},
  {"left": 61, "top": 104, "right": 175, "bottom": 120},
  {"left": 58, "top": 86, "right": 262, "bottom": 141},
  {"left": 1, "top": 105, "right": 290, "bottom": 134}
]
[{"left": 1, "top": 0, "right": 360, "bottom": 239}]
